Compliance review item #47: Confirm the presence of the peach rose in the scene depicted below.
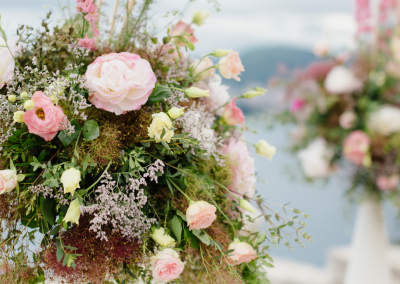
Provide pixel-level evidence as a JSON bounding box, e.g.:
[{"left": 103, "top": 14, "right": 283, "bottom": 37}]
[
  {"left": 228, "top": 240, "right": 258, "bottom": 265},
  {"left": 23, "top": 91, "right": 66, "bottom": 141},
  {"left": 151, "top": 248, "right": 184, "bottom": 282},
  {"left": 169, "top": 21, "right": 198, "bottom": 47},
  {"left": 218, "top": 51, "right": 244, "bottom": 81},
  {"left": 343, "top": 130, "right": 370, "bottom": 166},
  {"left": 86, "top": 52, "right": 156, "bottom": 115},
  {"left": 186, "top": 201, "right": 216, "bottom": 230},
  {"left": 222, "top": 98, "right": 245, "bottom": 127},
  {"left": 377, "top": 175, "right": 399, "bottom": 191},
  {"left": 0, "top": 170, "right": 17, "bottom": 194}
]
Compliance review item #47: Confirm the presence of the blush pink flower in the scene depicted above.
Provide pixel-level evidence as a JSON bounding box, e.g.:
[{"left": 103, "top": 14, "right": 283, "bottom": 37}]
[
  {"left": 76, "top": 0, "right": 99, "bottom": 36},
  {"left": 186, "top": 201, "right": 216, "bottom": 230},
  {"left": 290, "top": 98, "right": 306, "bottom": 113},
  {"left": 151, "top": 248, "right": 184, "bottom": 282},
  {"left": 299, "top": 60, "right": 336, "bottom": 81},
  {"left": 222, "top": 98, "right": 245, "bottom": 127},
  {"left": 343, "top": 130, "right": 370, "bottom": 166},
  {"left": 23, "top": 91, "right": 66, "bottom": 141},
  {"left": 86, "top": 52, "right": 156, "bottom": 115},
  {"left": 223, "top": 138, "right": 256, "bottom": 198},
  {"left": 377, "top": 175, "right": 399, "bottom": 191},
  {"left": 169, "top": 21, "right": 198, "bottom": 47},
  {"left": 218, "top": 51, "right": 244, "bottom": 81},
  {"left": 228, "top": 240, "right": 258, "bottom": 265},
  {"left": 355, "top": 0, "right": 372, "bottom": 34},
  {"left": 78, "top": 34, "right": 97, "bottom": 51},
  {"left": 0, "top": 170, "right": 17, "bottom": 195}
]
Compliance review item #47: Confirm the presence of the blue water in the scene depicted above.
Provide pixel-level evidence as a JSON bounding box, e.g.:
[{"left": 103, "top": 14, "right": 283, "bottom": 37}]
[{"left": 244, "top": 119, "right": 400, "bottom": 267}]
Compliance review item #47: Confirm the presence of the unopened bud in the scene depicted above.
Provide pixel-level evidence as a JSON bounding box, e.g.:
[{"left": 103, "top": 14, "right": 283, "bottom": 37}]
[
  {"left": 211, "top": 49, "right": 230, "bottom": 57},
  {"left": 23, "top": 100, "right": 35, "bottom": 111},
  {"left": 185, "top": 87, "right": 210, "bottom": 98},
  {"left": 8, "top": 95, "right": 17, "bottom": 103}
]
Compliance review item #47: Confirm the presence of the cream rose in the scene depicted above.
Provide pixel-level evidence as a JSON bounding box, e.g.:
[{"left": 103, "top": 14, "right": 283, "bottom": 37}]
[
  {"left": 61, "top": 168, "right": 81, "bottom": 194},
  {"left": 228, "top": 240, "right": 258, "bottom": 265},
  {"left": 85, "top": 52, "right": 156, "bottom": 115},
  {"left": 0, "top": 36, "right": 20, "bottom": 89},
  {"left": 186, "top": 201, "right": 216, "bottom": 230},
  {"left": 148, "top": 112, "right": 174, "bottom": 143},
  {"left": 151, "top": 227, "right": 176, "bottom": 248},
  {"left": 64, "top": 199, "right": 81, "bottom": 225},
  {"left": 151, "top": 248, "right": 184, "bottom": 282},
  {"left": 0, "top": 170, "right": 18, "bottom": 194},
  {"left": 191, "top": 57, "right": 215, "bottom": 81}
]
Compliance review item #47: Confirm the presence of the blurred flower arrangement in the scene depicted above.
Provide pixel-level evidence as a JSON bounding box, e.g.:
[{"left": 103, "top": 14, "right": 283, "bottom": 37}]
[
  {"left": 274, "top": 0, "right": 400, "bottom": 202},
  {"left": 0, "top": 1, "right": 311, "bottom": 283}
]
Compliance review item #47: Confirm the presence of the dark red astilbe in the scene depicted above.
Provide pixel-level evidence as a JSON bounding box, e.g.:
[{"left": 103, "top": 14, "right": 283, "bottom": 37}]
[{"left": 42, "top": 214, "right": 139, "bottom": 284}]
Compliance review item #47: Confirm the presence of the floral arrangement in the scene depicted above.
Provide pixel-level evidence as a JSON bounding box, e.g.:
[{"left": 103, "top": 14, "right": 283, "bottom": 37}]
[
  {"left": 274, "top": 0, "right": 400, "bottom": 201},
  {"left": 0, "top": 1, "right": 311, "bottom": 283}
]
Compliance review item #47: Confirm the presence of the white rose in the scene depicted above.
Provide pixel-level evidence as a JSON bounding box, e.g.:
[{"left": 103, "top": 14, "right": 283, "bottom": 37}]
[
  {"left": 255, "top": 140, "right": 276, "bottom": 160},
  {"left": 151, "top": 227, "right": 176, "bottom": 248},
  {"left": 368, "top": 105, "right": 400, "bottom": 136},
  {"left": 0, "top": 36, "right": 20, "bottom": 89},
  {"left": 0, "top": 170, "right": 18, "bottom": 194},
  {"left": 64, "top": 199, "right": 81, "bottom": 225},
  {"left": 297, "top": 138, "right": 334, "bottom": 178},
  {"left": 191, "top": 57, "right": 215, "bottom": 81},
  {"left": 148, "top": 112, "right": 174, "bottom": 143},
  {"left": 61, "top": 168, "right": 81, "bottom": 194},
  {"left": 324, "top": 66, "right": 362, "bottom": 94},
  {"left": 239, "top": 207, "right": 264, "bottom": 236},
  {"left": 198, "top": 75, "right": 230, "bottom": 116}
]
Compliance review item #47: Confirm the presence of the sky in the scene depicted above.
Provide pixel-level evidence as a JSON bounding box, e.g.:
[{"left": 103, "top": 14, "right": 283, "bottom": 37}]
[{"left": 0, "top": 0, "right": 358, "bottom": 55}]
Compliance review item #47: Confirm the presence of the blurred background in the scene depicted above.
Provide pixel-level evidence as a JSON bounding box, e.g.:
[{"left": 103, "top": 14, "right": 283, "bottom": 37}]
[{"left": 2, "top": 0, "right": 400, "bottom": 283}]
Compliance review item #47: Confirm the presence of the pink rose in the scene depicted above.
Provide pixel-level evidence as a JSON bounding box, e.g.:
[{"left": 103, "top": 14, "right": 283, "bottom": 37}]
[
  {"left": 86, "top": 52, "right": 156, "bottom": 115},
  {"left": 169, "top": 21, "right": 198, "bottom": 47},
  {"left": 23, "top": 91, "right": 66, "bottom": 141},
  {"left": 376, "top": 175, "right": 399, "bottom": 191},
  {"left": 218, "top": 51, "right": 244, "bottom": 81},
  {"left": 186, "top": 201, "right": 216, "bottom": 230},
  {"left": 290, "top": 98, "right": 306, "bottom": 113},
  {"left": 343, "top": 130, "right": 370, "bottom": 166},
  {"left": 151, "top": 248, "right": 184, "bottom": 282},
  {"left": 228, "top": 240, "right": 257, "bottom": 265},
  {"left": 78, "top": 34, "right": 97, "bottom": 51},
  {"left": 222, "top": 98, "right": 245, "bottom": 127},
  {"left": 0, "top": 170, "right": 17, "bottom": 194}
]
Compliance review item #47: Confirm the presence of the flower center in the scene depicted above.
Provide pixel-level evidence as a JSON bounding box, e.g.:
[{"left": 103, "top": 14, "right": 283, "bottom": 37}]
[{"left": 36, "top": 108, "right": 45, "bottom": 120}]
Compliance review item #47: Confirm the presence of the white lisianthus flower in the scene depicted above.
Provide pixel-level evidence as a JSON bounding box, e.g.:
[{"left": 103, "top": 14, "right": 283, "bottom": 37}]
[
  {"left": 61, "top": 168, "right": 81, "bottom": 194},
  {"left": 239, "top": 207, "right": 264, "bottom": 236},
  {"left": 64, "top": 199, "right": 81, "bottom": 225},
  {"left": 190, "top": 57, "right": 215, "bottom": 81},
  {"left": 367, "top": 105, "right": 400, "bottom": 136},
  {"left": 148, "top": 112, "right": 174, "bottom": 143},
  {"left": 297, "top": 138, "right": 334, "bottom": 178},
  {"left": 198, "top": 75, "right": 230, "bottom": 116},
  {"left": 151, "top": 227, "right": 176, "bottom": 248},
  {"left": 13, "top": 111, "right": 25, "bottom": 123},
  {"left": 0, "top": 36, "right": 20, "bottom": 89},
  {"left": 192, "top": 10, "right": 210, "bottom": 26},
  {"left": 255, "top": 140, "right": 276, "bottom": 160},
  {"left": 324, "top": 66, "right": 362, "bottom": 94},
  {"left": 185, "top": 87, "right": 210, "bottom": 98},
  {"left": 239, "top": 199, "right": 254, "bottom": 214},
  {"left": 23, "top": 100, "right": 35, "bottom": 110},
  {"left": 167, "top": 107, "right": 184, "bottom": 119}
]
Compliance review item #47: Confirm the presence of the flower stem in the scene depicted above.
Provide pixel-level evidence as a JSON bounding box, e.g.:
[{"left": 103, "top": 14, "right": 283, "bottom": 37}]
[
  {"left": 167, "top": 176, "right": 192, "bottom": 202},
  {"left": 211, "top": 198, "right": 236, "bottom": 238}
]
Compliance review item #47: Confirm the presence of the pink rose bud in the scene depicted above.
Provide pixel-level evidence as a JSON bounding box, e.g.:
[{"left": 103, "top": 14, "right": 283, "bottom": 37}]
[
  {"left": 186, "top": 201, "right": 217, "bottom": 230},
  {"left": 376, "top": 175, "right": 399, "bottom": 191},
  {"left": 343, "top": 130, "right": 370, "bottom": 166},
  {"left": 86, "top": 52, "right": 156, "bottom": 115},
  {"left": 218, "top": 50, "right": 244, "bottom": 81},
  {"left": 0, "top": 170, "right": 17, "bottom": 194},
  {"left": 222, "top": 98, "right": 245, "bottom": 127},
  {"left": 151, "top": 248, "right": 185, "bottom": 282},
  {"left": 23, "top": 91, "right": 66, "bottom": 141},
  {"left": 169, "top": 21, "right": 198, "bottom": 47},
  {"left": 228, "top": 239, "right": 258, "bottom": 265}
]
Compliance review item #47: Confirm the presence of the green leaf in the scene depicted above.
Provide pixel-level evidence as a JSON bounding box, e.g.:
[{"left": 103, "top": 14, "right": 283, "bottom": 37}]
[
  {"left": 17, "top": 174, "right": 25, "bottom": 182},
  {"left": 82, "top": 120, "right": 100, "bottom": 141},
  {"left": 176, "top": 210, "right": 187, "bottom": 222},
  {"left": 40, "top": 196, "right": 56, "bottom": 226},
  {"left": 49, "top": 225, "right": 61, "bottom": 236},
  {"left": 184, "top": 227, "right": 199, "bottom": 248},
  {"left": 169, "top": 215, "right": 182, "bottom": 243},
  {"left": 56, "top": 246, "right": 63, "bottom": 262},
  {"left": 192, "top": 229, "right": 211, "bottom": 246},
  {"left": 146, "top": 85, "right": 173, "bottom": 105},
  {"left": 58, "top": 120, "right": 82, "bottom": 147},
  {"left": 186, "top": 41, "right": 195, "bottom": 51}
]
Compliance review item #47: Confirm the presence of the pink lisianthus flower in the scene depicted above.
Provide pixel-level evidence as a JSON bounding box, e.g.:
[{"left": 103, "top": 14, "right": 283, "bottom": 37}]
[
  {"left": 290, "top": 98, "right": 306, "bottom": 113},
  {"left": 218, "top": 51, "right": 244, "bottom": 81},
  {"left": 151, "top": 248, "right": 185, "bottom": 282},
  {"left": 85, "top": 52, "right": 156, "bottom": 115},
  {"left": 23, "top": 91, "right": 66, "bottom": 141},
  {"left": 186, "top": 201, "right": 217, "bottom": 230},
  {"left": 222, "top": 138, "right": 256, "bottom": 198},
  {"left": 78, "top": 34, "right": 97, "bottom": 51},
  {"left": 169, "top": 21, "right": 198, "bottom": 47},
  {"left": 376, "top": 175, "right": 399, "bottom": 191},
  {"left": 222, "top": 98, "right": 245, "bottom": 127},
  {"left": 228, "top": 240, "right": 258, "bottom": 265},
  {"left": 342, "top": 130, "right": 370, "bottom": 166}
]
